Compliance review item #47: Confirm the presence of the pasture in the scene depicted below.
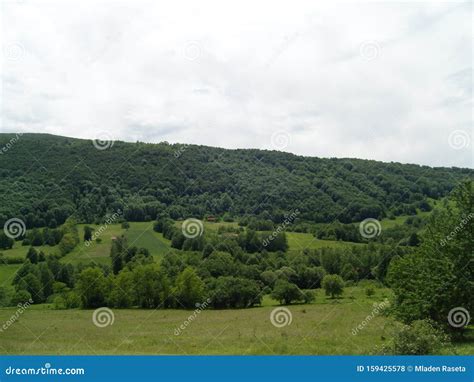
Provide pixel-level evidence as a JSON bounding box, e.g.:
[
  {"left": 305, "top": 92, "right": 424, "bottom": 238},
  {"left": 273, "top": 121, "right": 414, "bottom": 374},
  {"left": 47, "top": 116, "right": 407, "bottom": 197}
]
[{"left": 0, "top": 287, "right": 397, "bottom": 355}]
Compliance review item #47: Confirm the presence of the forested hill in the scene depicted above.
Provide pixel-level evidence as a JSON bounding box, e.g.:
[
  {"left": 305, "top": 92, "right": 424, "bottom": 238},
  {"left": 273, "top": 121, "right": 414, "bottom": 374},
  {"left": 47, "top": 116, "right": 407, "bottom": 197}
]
[{"left": 0, "top": 133, "right": 472, "bottom": 228}]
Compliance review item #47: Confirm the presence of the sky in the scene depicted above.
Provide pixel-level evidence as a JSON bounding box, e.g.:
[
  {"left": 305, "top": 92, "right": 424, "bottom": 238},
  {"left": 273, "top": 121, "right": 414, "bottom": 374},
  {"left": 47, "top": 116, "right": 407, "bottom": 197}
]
[{"left": 0, "top": 0, "right": 472, "bottom": 168}]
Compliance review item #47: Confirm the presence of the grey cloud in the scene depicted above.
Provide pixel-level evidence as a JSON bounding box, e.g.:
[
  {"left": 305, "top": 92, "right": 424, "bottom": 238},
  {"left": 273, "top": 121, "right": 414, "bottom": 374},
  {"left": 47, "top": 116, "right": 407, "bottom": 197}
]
[{"left": 0, "top": 1, "right": 472, "bottom": 168}]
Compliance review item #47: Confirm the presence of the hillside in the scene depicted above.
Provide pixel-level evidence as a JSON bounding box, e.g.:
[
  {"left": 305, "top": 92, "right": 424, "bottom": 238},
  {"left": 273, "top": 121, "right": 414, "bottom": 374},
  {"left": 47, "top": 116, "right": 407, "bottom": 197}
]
[{"left": 0, "top": 133, "right": 472, "bottom": 228}]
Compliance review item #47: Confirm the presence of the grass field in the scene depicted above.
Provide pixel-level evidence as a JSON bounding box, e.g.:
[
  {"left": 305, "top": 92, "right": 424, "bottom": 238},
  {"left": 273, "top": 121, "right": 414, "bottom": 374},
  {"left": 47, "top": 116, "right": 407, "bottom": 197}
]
[
  {"left": 287, "top": 232, "right": 363, "bottom": 252},
  {"left": 0, "top": 287, "right": 398, "bottom": 355},
  {"left": 0, "top": 223, "right": 172, "bottom": 268},
  {"left": 0, "top": 242, "right": 58, "bottom": 259},
  {"left": 0, "top": 285, "right": 471, "bottom": 355},
  {"left": 0, "top": 264, "right": 21, "bottom": 290},
  {"left": 60, "top": 224, "right": 126, "bottom": 265},
  {"left": 379, "top": 210, "right": 432, "bottom": 229},
  {"left": 124, "top": 222, "right": 171, "bottom": 260}
]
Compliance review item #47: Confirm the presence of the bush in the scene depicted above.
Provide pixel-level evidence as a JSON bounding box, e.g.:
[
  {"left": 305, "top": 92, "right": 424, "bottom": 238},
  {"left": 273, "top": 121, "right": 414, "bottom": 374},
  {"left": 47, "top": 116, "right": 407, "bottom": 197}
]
[
  {"left": 58, "top": 233, "right": 78, "bottom": 256},
  {"left": 365, "top": 287, "right": 375, "bottom": 297},
  {"left": 53, "top": 295, "right": 67, "bottom": 309},
  {"left": 302, "top": 290, "right": 315, "bottom": 304},
  {"left": 64, "top": 291, "right": 81, "bottom": 308},
  {"left": 0, "top": 254, "right": 24, "bottom": 265},
  {"left": 322, "top": 274, "right": 344, "bottom": 298},
  {"left": 271, "top": 279, "right": 302, "bottom": 305},
  {"left": 0, "top": 286, "right": 11, "bottom": 307},
  {"left": 11, "top": 290, "right": 32, "bottom": 306},
  {"left": 0, "top": 233, "right": 14, "bottom": 250},
  {"left": 387, "top": 320, "right": 449, "bottom": 355},
  {"left": 210, "top": 277, "right": 262, "bottom": 308}
]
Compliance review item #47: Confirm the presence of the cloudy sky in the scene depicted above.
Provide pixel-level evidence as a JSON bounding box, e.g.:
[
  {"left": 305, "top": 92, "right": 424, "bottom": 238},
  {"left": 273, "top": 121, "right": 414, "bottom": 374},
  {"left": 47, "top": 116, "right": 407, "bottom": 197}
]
[{"left": 1, "top": 0, "right": 472, "bottom": 167}]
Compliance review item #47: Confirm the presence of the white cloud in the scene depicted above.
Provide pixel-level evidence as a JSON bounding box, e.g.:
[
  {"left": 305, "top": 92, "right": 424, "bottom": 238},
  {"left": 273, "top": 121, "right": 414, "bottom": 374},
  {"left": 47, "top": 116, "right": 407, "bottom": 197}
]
[{"left": 1, "top": 0, "right": 472, "bottom": 167}]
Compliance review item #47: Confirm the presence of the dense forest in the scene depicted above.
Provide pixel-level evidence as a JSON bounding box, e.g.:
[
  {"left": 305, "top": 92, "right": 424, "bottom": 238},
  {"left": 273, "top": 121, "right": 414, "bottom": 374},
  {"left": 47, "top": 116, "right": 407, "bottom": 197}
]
[{"left": 0, "top": 133, "right": 472, "bottom": 229}]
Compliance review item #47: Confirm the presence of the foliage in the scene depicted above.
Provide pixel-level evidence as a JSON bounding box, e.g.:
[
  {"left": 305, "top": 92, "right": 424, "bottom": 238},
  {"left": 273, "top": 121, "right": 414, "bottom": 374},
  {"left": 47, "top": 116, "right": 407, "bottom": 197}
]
[
  {"left": 208, "top": 276, "right": 262, "bottom": 308},
  {"left": 173, "top": 267, "right": 205, "bottom": 309},
  {"left": 0, "top": 134, "right": 470, "bottom": 228},
  {"left": 383, "top": 320, "right": 449, "bottom": 355},
  {"left": 271, "top": 279, "right": 302, "bottom": 305},
  {"left": 322, "top": 274, "right": 345, "bottom": 298},
  {"left": 388, "top": 181, "right": 473, "bottom": 331},
  {"left": 0, "top": 233, "right": 14, "bottom": 250},
  {"left": 76, "top": 268, "right": 109, "bottom": 308}
]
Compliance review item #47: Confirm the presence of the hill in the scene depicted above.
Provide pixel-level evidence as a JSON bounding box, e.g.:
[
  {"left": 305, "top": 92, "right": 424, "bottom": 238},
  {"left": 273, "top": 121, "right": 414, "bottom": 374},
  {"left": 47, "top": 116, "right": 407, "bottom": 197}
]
[{"left": 0, "top": 133, "right": 471, "bottom": 228}]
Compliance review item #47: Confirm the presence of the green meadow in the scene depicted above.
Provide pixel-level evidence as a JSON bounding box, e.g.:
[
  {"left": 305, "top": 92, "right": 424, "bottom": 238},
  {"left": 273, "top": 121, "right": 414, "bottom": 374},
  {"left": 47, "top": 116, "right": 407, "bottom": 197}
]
[{"left": 0, "top": 287, "right": 396, "bottom": 355}]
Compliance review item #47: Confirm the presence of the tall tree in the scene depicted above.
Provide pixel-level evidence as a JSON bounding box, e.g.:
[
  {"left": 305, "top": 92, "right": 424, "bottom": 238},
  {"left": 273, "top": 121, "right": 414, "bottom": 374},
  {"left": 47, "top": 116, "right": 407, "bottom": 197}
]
[
  {"left": 388, "top": 181, "right": 473, "bottom": 331},
  {"left": 173, "top": 267, "right": 205, "bottom": 309}
]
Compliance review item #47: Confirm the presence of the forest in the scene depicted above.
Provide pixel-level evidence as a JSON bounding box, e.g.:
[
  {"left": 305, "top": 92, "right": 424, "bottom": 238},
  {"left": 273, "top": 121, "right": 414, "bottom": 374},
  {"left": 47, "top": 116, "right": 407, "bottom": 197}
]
[
  {"left": 0, "top": 133, "right": 472, "bottom": 356},
  {"left": 0, "top": 133, "right": 471, "bottom": 229}
]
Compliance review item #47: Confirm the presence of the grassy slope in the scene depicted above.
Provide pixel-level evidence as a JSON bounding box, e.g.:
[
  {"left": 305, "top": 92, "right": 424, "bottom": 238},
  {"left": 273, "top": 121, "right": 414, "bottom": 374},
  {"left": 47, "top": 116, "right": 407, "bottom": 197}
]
[
  {"left": 56, "top": 223, "right": 170, "bottom": 265},
  {"left": 124, "top": 222, "right": 171, "bottom": 260},
  {"left": 1, "top": 286, "right": 470, "bottom": 355},
  {"left": 0, "top": 264, "right": 21, "bottom": 290},
  {"left": 0, "top": 242, "right": 58, "bottom": 259},
  {"left": 287, "top": 232, "right": 363, "bottom": 251},
  {"left": 61, "top": 224, "right": 125, "bottom": 265}
]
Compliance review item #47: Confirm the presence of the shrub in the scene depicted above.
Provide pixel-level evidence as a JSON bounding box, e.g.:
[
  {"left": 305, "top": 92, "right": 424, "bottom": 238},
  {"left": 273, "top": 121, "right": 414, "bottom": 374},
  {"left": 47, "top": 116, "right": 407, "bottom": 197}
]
[
  {"left": 302, "top": 290, "right": 315, "bottom": 304},
  {"left": 365, "top": 287, "right": 375, "bottom": 297},
  {"left": 11, "top": 290, "right": 32, "bottom": 306},
  {"left": 0, "top": 286, "right": 11, "bottom": 307},
  {"left": 322, "top": 274, "right": 344, "bottom": 298},
  {"left": 387, "top": 320, "right": 449, "bottom": 355},
  {"left": 271, "top": 279, "right": 302, "bottom": 305},
  {"left": 53, "top": 296, "right": 67, "bottom": 310}
]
